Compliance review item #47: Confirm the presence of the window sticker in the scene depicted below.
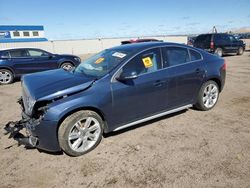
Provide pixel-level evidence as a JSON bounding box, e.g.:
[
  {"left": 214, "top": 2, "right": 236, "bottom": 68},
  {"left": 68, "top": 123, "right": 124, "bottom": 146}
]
[
  {"left": 142, "top": 57, "right": 153, "bottom": 68},
  {"left": 112, "top": 52, "right": 127, "bottom": 58},
  {"left": 95, "top": 57, "right": 105, "bottom": 64}
]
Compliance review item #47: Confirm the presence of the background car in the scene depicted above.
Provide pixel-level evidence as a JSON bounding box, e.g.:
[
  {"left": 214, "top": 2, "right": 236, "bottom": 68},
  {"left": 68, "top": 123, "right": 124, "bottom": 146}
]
[
  {"left": 5, "top": 42, "right": 226, "bottom": 157},
  {"left": 187, "top": 36, "right": 197, "bottom": 46},
  {"left": 193, "top": 33, "right": 245, "bottom": 57},
  {"left": 0, "top": 48, "right": 81, "bottom": 84}
]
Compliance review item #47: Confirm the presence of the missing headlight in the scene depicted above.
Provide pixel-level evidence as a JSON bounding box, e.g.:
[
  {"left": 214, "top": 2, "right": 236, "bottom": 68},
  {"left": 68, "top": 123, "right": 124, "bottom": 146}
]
[{"left": 32, "top": 101, "right": 51, "bottom": 119}]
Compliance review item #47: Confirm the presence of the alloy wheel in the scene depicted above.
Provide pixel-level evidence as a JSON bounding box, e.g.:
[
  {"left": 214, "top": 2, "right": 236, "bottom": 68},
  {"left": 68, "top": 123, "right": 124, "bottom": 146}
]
[
  {"left": 203, "top": 83, "right": 219, "bottom": 108},
  {"left": 68, "top": 117, "right": 101, "bottom": 153},
  {"left": 0, "top": 70, "right": 12, "bottom": 84},
  {"left": 62, "top": 64, "right": 73, "bottom": 71}
]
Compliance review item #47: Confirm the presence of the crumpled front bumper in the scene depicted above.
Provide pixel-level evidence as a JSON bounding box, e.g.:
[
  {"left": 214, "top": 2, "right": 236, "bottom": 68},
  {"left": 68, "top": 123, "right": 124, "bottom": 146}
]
[
  {"left": 4, "top": 119, "right": 38, "bottom": 148},
  {"left": 4, "top": 111, "right": 61, "bottom": 152}
]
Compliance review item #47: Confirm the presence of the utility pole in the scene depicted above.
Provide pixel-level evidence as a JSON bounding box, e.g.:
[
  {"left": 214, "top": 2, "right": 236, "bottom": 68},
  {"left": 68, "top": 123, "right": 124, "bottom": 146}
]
[{"left": 212, "top": 26, "right": 217, "bottom": 33}]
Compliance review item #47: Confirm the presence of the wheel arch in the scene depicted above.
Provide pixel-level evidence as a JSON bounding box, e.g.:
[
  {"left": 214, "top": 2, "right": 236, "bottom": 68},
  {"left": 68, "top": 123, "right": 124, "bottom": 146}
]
[
  {"left": 58, "top": 60, "right": 75, "bottom": 68},
  {"left": 57, "top": 106, "right": 108, "bottom": 134},
  {"left": 207, "top": 77, "right": 222, "bottom": 92},
  {"left": 0, "top": 66, "right": 16, "bottom": 77}
]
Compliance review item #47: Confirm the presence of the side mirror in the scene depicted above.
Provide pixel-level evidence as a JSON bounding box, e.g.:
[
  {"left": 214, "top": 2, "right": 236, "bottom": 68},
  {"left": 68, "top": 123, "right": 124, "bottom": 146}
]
[{"left": 117, "top": 71, "right": 138, "bottom": 81}]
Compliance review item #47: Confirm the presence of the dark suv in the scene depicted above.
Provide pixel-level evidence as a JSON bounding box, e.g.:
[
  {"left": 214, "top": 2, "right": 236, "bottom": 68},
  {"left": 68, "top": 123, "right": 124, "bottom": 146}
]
[
  {"left": 194, "top": 33, "right": 245, "bottom": 57},
  {"left": 0, "top": 48, "right": 81, "bottom": 84}
]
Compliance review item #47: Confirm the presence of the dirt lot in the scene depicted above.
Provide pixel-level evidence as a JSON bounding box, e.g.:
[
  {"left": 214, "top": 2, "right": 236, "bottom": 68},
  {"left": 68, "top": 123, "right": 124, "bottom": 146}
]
[{"left": 0, "top": 52, "right": 250, "bottom": 188}]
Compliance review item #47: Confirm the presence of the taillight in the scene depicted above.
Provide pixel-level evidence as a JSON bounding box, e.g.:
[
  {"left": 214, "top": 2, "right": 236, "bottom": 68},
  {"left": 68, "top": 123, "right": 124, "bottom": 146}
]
[
  {"left": 210, "top": 41, "right": 214, "bottom": 49},
  {"left": 222, "top": 60, "right": 227, "bottom": 70}
]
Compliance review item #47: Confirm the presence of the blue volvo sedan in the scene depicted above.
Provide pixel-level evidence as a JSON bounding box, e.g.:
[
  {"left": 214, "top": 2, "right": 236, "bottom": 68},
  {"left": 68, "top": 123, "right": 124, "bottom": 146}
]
[{"left": 5, "top": 42, "right": 226, "bottom": 156}]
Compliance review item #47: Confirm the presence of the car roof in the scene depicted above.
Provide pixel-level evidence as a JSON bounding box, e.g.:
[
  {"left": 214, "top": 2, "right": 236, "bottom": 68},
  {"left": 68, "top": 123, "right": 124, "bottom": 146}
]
[
  {"left": 110, "top": 42, "right": 187, "bottom": 52},
  {"left": 0, "top": 47, "right": 43, "bottom": 51},
  {"left": 197, "top": 33, "right": 230, "bottom": 36}
]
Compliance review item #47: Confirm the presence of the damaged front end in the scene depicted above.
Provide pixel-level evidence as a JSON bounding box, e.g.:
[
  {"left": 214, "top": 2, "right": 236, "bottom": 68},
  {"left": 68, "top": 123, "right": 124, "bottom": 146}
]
[
  {"left": 4, "top": 120, "right": 38, "bottom": 148},
  {"left": 4, "top": 76, "right": 96, "bottom": 152},
  {"left": 4, "top": 98, "right": 44, "bottom": 148}
]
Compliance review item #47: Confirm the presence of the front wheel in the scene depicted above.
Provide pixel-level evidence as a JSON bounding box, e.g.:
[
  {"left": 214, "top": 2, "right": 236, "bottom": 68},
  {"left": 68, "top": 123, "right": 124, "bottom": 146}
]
[
  {"left": 58, "top": 110, "right": 104, "bottom": 157},
  {"left": 195, "top": 81, "right": 219, "bottom": 111},
  {"left": 0, "top": 69, "right": 14, "bottom": 85},
  {"left": 60, "top": 62, "right": 74, "bottom": 71}
]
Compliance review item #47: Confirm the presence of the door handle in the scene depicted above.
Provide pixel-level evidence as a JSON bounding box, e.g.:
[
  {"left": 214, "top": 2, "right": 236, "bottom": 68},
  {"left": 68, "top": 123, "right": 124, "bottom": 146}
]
[
  {"left": 195, "top": 68, "right": 201, "bottom": 74},
  {"left": 153, "top": 80, "right": 166, "bottom": 87}
]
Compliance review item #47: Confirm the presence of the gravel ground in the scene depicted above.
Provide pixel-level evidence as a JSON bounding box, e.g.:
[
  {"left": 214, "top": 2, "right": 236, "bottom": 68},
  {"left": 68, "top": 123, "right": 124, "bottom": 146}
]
[{"left": 0, "top": 52, "right": 250, "bottom": 188}]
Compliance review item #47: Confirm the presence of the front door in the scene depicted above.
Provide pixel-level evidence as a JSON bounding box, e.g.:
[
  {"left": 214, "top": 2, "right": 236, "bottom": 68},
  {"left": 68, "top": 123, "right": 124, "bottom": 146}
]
[
  {"left": 26, "top": 49, "right": 58, "bottom": 72},
  {"left": 111, "top": 48, "right": 169, "bottom": 127}
]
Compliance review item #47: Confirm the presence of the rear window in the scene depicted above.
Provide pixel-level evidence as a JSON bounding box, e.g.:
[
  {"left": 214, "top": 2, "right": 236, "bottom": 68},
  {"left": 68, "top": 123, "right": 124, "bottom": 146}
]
[
  {"left": 195, "top": 35, "right": 211, "bottom": 43},
  {"left": 189, "top": 49, "right": 202, "bottom": 61},
  {"left": 162, "top": 47, "right": 190, "bottom": 67},
  {"left": 9, "top": 50, "right": 28, "bottom": 57}
]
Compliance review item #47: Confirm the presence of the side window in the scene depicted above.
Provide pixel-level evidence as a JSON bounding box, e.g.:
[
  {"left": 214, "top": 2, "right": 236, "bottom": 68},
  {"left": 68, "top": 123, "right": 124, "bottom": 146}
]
[
  {"left": 189, "top": 49, "right": 202, "bottom": 61},
  {"left": 162, "top": 47, "right": 190, "bottom": 67},
  {"left": 229, "top": 35, "right": 237, "bottom": 42},
  {"left": 9, "top": 50, "right": 28, "bottom": 58},
  {"left": 214, "top": 34, "right": 222, "bottom": 42},
  {"left": 222, "top": 35, "right": 230, "bottom": 43},
  {"left": 1, "top": 51, "right": 10, "bottom": 58},
  {"left": 28, "top": 49, "right": 48, "bottom": 57},
  {"left": 122, "top": 48, "right": 161, "bottom": 76}
]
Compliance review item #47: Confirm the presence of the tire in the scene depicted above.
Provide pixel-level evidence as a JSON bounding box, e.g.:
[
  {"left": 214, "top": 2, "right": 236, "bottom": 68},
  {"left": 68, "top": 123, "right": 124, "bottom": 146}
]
[
  {"left": 58, "top": 110, "right": 104, "bottom": 157},
  {"left": 60, "top": 62, "right": 74, "bottom": 71},
  {"left": 0, "top": 69, "right": 14, "bottom": 85},
  {"left": 237, "top": 47, "right": 244, "bottom": 55},
  {"left": 195, "top": 80, "right": 219, "bottom": 111},
  {"left": 214, "top": 48, "right": 223, "bottom": 57}
]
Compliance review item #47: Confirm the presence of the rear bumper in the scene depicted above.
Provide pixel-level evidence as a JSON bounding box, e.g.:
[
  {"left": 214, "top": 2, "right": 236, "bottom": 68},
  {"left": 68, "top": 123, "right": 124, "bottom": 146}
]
[{"left": 4, "top": 112, "right": 61, "bottom": 152}]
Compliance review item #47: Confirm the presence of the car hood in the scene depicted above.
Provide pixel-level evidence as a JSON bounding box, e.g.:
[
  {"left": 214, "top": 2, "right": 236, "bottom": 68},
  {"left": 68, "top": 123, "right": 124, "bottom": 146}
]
[{"left": 22, "top": 69, "right": 95, "bottom": 101}]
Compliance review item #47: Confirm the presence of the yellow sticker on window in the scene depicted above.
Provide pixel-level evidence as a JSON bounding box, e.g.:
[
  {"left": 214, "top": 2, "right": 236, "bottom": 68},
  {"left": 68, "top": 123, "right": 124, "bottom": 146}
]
[
  {"left": 95, "top": 57, "right": 105, "bottom": 64},
  {"left": 142, "top": 57, "right": 153, "bottom": 68}
]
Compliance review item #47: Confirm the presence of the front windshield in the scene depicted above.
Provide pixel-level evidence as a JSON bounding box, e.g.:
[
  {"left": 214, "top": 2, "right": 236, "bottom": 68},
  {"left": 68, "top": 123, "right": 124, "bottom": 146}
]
[{"left": 75, "top": 49, "right": 131, "bottom": 77}]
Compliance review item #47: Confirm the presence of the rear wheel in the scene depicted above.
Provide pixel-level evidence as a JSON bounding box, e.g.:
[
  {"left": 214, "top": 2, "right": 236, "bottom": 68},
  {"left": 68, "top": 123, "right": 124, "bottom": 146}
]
[
  {"left": 58, "top": 110, "right": 104, "bottom": 157},
  {"left": 237, "top": 47, "right": 244, "bottom": 55},
  {"left": 195, "top": 80, "right": 219, "bottom": 111},
  {"left": 0, "top": 69, "right": 14, "bottom": 85},
  {"left": 215, "top": 48, "right": 223, "bottom": 57},
  {"left": 60, "top": 62, "right": 74, "bottom": 71}
]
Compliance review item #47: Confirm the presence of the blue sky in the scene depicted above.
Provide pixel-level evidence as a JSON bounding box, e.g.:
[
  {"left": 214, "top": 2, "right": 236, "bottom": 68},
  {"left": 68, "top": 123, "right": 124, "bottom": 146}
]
[{"left": 0, "top": 0, "right": 250, "bottom": 40}]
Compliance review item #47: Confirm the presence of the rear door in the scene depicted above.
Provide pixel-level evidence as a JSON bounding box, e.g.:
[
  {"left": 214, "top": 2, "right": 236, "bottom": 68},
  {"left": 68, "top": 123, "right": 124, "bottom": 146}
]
[
  {"left": 26, "top": 49, "right": 58, "bottom": 72},
  {"left": 161, "top": 46, "right": 205, "bottom": 108},
  {"left": 9, "top": 49, "right": 34, "bottom": 75}
]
